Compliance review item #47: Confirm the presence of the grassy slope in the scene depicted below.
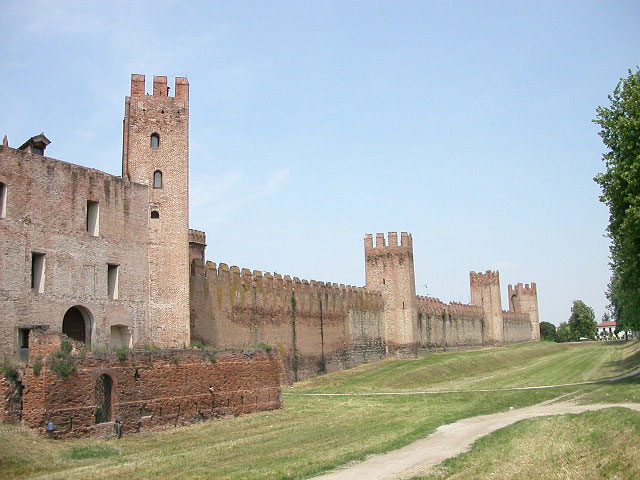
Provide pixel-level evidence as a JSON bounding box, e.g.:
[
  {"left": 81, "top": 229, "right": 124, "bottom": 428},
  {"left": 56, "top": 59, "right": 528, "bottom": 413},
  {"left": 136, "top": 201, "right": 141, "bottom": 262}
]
[
  {"left": 1, "top": 341, "right": 638, "bottom": 480},
  {"left": 415, "top": 408, "right": 640, "bottom": 480}
]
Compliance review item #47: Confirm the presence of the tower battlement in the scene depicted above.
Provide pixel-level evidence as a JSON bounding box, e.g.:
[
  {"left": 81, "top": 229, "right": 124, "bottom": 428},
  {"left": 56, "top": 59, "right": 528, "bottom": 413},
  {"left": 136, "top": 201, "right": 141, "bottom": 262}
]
[
  {"left": 508, "top": 282, "right": 537, "bottom": 296},
  {"left": 470, "top": 270, "right": 500, "bottom": 285},
  {"left": 130, "top": 74, "right": 189, "bottom": 100},
  {"left": 364, "top": 232, "right": 412, "bottom": 251}
]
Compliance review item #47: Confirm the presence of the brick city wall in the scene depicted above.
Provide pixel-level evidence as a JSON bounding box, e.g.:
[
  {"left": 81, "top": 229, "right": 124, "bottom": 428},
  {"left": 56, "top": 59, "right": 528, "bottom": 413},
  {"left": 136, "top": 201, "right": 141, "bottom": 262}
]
[
  {"left": 502, "top": 311, "right": 534, "bottom": 344},
  {"left": 9, "top": 332, "right": 282, "bottom": 439},
  {"left": 190, "top": 260, "right": 385, "bottom": 382},
  {"left": 415, "top": 296, "right": 485, "bottom": 348},
  {"left": 0, "top": 146, "right": 151, "bottom": 357}
]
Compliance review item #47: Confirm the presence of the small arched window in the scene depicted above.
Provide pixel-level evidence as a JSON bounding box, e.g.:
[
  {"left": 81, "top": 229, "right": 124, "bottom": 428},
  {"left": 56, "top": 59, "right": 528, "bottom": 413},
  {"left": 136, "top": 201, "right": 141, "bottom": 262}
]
[
  {"left": 150, "top": 133, "right": 160, "bottom": 148},
  {"left": 151, "top": 210, "right": 160, "bottom": 219},
  {"left": 153, "top": 170, "right": 162, "bottom": 189}
]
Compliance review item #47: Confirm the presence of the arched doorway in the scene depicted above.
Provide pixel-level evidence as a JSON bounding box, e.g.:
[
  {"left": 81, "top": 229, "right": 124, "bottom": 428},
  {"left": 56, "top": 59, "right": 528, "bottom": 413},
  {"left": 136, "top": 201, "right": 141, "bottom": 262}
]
[
  {"left": 95, "top": 374, "right": 113, "bottom": 424},
  {"left": 62, "top": 306, "right": 92, "bottom": 345}
]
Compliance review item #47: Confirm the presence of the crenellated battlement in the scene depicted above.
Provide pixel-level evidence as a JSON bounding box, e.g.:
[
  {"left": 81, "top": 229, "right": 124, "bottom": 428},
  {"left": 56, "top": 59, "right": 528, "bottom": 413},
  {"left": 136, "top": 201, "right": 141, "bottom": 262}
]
[
  {"left": 188, "top": 229, "right": 206, "bottom": 245},
  {"left": 502, "top": 310, "right": 529, "bottom": 323},
  {"left": 130, "top": 74, "right": 189, "bottom": 100},
  {"left": 193, "top": 260, "right": 382, "bottom": 303},
  {"left": 470, "top": 270, "right": 500, "bottom": 285},
  {"left": 508, "top": 282, "right": 537, "bottom": 296},
  {"left": 364, "top": 232, "right": 412, "bottom": 251},
  {"left": 416, "top": 296, "right": 482, "bottom": 317}
]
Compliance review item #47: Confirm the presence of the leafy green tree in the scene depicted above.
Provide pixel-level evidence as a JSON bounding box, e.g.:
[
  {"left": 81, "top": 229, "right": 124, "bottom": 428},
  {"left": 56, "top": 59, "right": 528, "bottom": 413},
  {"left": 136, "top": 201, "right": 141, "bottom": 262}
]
[
  {"left": 539, "top": 321, "right": 557, "bottom": 341},
  {"left": 594, "top": 68, "right": 640, "bottom": 331},
  {"left": 556, "top": 322, "right": 572, "bottom": 343},
  {"left": 568, "top": 300, "right": 597, "bottom": 340}
]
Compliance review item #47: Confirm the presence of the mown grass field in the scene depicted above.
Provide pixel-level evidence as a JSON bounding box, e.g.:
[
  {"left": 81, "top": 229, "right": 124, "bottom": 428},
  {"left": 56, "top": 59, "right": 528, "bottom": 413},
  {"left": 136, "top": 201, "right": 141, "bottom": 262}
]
[
  {"left": 415, "top": 408, "right": 640, "bottom": 480},
  {"left": 1, "top": 341, "right": 638, "bottom": 480}
]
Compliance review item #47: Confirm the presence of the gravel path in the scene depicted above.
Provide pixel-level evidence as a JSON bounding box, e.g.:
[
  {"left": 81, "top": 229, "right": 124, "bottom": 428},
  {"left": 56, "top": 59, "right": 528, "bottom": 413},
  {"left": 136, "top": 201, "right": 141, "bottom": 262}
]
[{"left": 311, "top": 401, "right": 640, "bottom": 480}]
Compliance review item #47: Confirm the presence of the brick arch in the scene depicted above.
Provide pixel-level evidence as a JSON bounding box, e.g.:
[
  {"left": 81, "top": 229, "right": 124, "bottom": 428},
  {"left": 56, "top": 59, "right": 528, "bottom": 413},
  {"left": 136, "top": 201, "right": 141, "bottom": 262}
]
[{"left": 62, "top": 305, "right": 93, "bottom": 346}]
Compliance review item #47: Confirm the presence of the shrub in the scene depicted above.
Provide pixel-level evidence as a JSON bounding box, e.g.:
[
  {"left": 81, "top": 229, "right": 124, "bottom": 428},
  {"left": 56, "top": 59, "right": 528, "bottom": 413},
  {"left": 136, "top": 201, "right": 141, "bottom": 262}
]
[
  {"left": 257, "top": 343, "right": 273, "bottom": 352},
  {"left": 50, "top": 343, "right": 76, "bottom": 378},
  {"left": 115, "top": 347, "right": 129, "bottom": 361},
  {"left": 170, "top": 355, "right": 180, "bottom": 364},
  {"left": 191, "top": 340, "right": 205, "bottom": 349},
  {"left": 142, "top": 344, "right": 161, "bottom": 351},
  {"left": 207, "top": 352, "right": 217, "bottom": 364},
  {"left": 60, "top": 340, "right": 72, "bottom": 355},
  {"left": 32, "top": 358, "right": 43, "bottom": 376},
  {"left": 0, "top": 357, "right": 19, "bottom": 384}
]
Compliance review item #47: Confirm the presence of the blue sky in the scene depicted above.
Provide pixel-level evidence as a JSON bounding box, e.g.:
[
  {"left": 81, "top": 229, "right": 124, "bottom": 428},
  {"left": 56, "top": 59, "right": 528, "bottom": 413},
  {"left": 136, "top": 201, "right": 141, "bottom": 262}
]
[{"left": 2, "top": 1, "right": 639, "bottom": 326}]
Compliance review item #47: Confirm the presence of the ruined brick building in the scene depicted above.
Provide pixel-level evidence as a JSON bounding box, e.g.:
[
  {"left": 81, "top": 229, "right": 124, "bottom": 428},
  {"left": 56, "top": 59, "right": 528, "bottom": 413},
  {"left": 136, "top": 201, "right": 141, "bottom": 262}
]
[{"left": 0, "top": 74, "right": 540, "bottom": 381}]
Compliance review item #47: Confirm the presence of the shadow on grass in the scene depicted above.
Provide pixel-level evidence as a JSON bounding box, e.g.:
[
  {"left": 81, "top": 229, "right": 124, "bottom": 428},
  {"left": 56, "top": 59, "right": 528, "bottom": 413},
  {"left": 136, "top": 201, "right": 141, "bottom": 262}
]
[{"left": 602, "top": 341, "right": 640, "bottom": 375}]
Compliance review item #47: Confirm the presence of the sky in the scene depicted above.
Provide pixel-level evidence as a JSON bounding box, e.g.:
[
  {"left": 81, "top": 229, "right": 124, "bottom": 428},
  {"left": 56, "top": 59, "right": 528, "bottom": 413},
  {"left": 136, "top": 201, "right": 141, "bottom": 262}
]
[{"left": 2, "top": 1, "right": 639, "bottom": 326}]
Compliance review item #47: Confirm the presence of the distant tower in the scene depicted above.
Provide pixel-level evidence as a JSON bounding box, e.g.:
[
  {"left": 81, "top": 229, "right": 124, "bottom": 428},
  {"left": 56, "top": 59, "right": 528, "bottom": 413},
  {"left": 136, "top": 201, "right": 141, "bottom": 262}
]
[
  {"left": 365, "top": 232, "right": 417, "bottom": 351},
  {"left": 508, "top": 283, "right": 540, "bottom": 341},
  {"left": 470, "top": 270, "right": 504, "bottom": 345},
  {"left": 122, "top": 74, "right": 190, "bottom": 347}
]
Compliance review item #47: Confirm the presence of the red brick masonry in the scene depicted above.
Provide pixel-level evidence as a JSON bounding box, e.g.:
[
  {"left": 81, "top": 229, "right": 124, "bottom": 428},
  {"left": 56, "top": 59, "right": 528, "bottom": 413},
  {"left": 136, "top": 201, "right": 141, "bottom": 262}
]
[{"left": 2, "top": 333, "right": 283, "bottom": 439}]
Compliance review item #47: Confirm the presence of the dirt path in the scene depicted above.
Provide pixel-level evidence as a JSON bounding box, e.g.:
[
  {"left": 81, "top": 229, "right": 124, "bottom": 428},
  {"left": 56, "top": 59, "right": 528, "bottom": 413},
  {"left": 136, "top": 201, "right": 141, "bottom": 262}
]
[{"left": 311, "top": 401, "right": 640, "bottom": 480}]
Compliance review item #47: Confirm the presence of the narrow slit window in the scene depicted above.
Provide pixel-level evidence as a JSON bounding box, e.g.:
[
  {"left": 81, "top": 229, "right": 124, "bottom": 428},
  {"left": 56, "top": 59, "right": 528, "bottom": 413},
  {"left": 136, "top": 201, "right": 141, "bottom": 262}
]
[
  {"left": 153, "top": 170, "right": 162, "bottom": 189},
  {"left": 150, "top": 133, "right": 160, "bottom": 148},
  {"left": 31, "top": 252, "right": 45, "bottom": 293},
  {"left": 150, "top": 210, "right": 160, "bottom": 219},
  {"left": 18, "top": 328, "right": 30, "bottom": 363},
  {"left": 87, "top": 201, "right": 99, "bottom": 236},
  {"left": 107, "top": 264, "right": 119, "bottom": 300},
  {"left": 0, "top": 182, "right": 6, "bottom": 218}
]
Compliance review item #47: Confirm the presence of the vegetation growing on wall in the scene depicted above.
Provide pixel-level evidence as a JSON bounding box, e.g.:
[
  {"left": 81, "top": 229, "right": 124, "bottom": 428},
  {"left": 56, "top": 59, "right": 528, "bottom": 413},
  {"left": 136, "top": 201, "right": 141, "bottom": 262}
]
[{"left": 50, "top": 340, "right": 77, "bottom": 378}]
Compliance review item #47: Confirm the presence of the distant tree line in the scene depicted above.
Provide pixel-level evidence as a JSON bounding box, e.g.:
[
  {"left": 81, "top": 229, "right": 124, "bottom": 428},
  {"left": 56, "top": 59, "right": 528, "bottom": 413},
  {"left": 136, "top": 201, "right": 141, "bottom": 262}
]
[
  {"left": 594, "top": 68, "right": 640, "bottom": 332},
  {"left": 540, "top": 300, "right": 597, "bottom": 342}
]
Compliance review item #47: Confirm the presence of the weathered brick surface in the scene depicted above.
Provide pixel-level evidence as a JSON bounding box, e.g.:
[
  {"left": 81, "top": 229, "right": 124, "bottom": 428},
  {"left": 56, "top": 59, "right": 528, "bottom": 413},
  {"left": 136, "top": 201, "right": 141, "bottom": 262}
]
[
  {"left": 16, "top": 337, "right": 282, "bottom": 439},
  {"left": 190, "top": 261, "right": 386, "bottom": 382},
  {"left": 0, "top": 374, "right": 22, "bottom": 423},
  {"left": 0, "top": 146, "right": 150, "bottom": 356},
  {"left": 123, "top": 75, "right": 190, "bottom": 348}
]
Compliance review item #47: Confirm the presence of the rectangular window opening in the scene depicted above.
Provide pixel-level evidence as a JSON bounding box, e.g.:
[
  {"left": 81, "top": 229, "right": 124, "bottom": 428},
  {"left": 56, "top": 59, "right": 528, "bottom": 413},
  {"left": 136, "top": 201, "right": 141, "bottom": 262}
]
[
  {"left": 87, "top": 200, "right": 99, "bottom": 236},
  {"left": 31, "top": 252, "right": 45, "bottom": 293},
  {"left": 18, "top": 328, "right": 30, "bottom": 363},
  {"left": 0, "top": 182, "right": 6, "bottom": 218},
  {"left": 108, "top": 264, "right": 119, "bottom": 300}
]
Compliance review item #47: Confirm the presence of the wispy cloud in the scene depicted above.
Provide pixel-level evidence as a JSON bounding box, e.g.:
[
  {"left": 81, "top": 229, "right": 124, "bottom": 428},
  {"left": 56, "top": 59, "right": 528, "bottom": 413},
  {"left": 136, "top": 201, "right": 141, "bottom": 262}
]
[
  {"left": 190, "top": 168, "right": 291, "bottom": 225},
  {"left": 494, "top": 261, "right": 519, "bottom": 270}
]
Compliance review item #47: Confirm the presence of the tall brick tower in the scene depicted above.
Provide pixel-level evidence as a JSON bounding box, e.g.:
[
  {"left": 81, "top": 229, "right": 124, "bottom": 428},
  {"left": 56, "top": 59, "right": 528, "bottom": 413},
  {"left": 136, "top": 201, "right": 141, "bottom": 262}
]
[
  {"left": 122, "top": 74, "right": 190, "bottom": 347},
  {"left": 365, "top": 232, "right": 417, "bottom": 352},
  {"left": 508, "top": 283, "right": 540, "bottom": 341},
  {"left": 470, "top": 270, "right": 504, "bottom": 345}
]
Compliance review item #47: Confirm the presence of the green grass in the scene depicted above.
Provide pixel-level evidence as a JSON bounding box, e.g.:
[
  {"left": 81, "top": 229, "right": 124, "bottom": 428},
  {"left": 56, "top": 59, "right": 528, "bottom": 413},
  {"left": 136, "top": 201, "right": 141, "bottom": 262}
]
[
  {"left": 0, "top": 341, "right": 638, "bottom": 479},
  {"left": 414, "top": 408, "right": 640, "bottom": 480}
]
